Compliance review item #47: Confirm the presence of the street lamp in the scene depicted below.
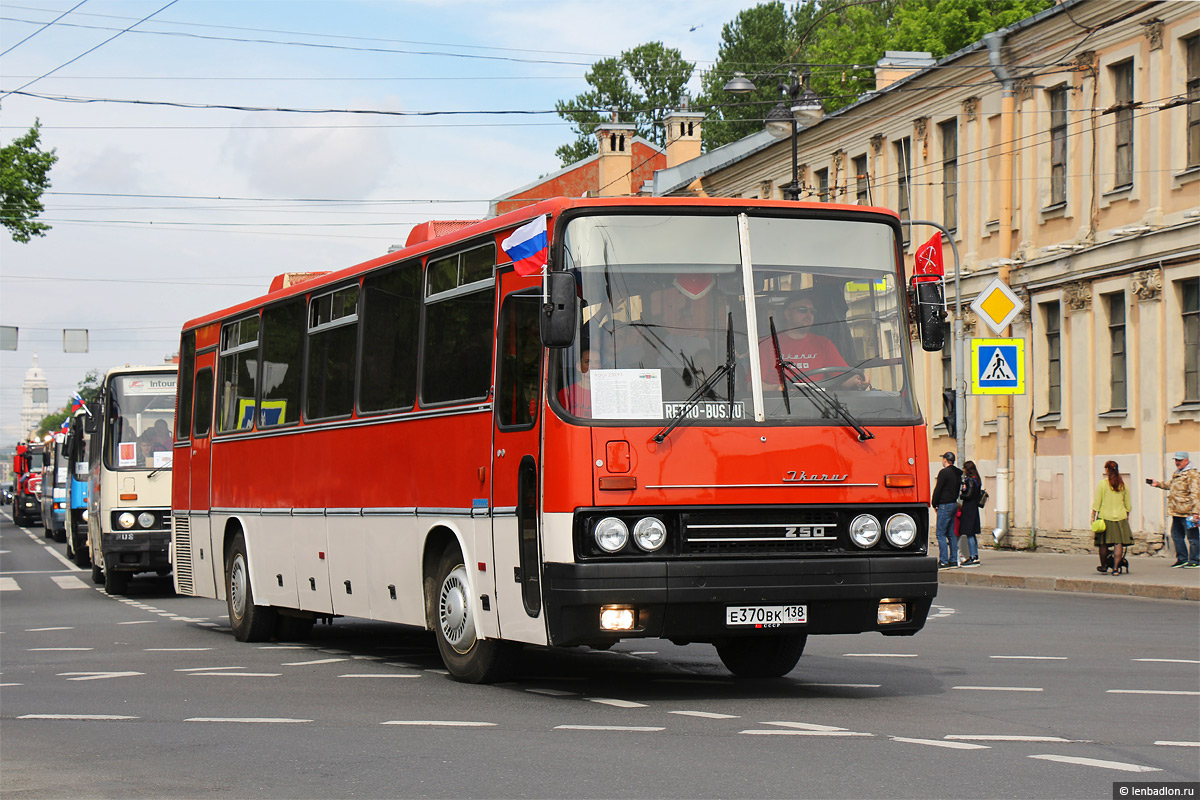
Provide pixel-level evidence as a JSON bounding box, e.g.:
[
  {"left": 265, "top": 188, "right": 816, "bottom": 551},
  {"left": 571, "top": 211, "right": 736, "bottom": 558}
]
[{"left": 724, "top": 70, "right": 823, "bottom": 201}]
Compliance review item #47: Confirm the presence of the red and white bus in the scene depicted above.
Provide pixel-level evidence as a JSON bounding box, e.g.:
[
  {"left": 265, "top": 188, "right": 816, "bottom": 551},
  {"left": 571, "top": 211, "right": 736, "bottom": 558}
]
[{"left": 172, "top": 197, "right": 945, "bottom": 682}]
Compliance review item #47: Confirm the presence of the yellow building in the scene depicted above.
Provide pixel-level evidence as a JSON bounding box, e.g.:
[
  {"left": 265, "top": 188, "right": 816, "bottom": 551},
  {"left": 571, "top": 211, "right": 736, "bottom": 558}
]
[{"left": 658, "top": 0, "right": 1200, "bottom": 553}]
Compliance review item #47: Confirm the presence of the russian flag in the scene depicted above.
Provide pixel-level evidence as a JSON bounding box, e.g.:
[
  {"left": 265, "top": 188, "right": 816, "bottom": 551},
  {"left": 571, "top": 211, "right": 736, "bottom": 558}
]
[{"left": 501, "top": 215, "right": 548, "bottom": 277}]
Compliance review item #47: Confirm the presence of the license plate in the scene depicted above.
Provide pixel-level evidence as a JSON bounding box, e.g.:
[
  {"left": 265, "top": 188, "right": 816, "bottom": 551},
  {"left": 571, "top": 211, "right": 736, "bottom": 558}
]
[{"left": 725, "top": 604, "right": 807, "bottom": 627}]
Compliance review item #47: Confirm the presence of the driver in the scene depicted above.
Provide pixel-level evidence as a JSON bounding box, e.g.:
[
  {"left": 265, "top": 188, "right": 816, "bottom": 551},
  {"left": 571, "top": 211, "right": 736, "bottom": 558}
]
[{"left": 758, "top": 291, "right": 869, "bottom": 390}]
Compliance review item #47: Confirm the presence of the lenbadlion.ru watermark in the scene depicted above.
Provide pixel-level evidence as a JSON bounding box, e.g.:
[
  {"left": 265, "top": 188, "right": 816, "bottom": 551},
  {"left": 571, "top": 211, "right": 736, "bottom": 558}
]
[{"left": 1114, "top": 783, "right": 1199, "bottom": 799}]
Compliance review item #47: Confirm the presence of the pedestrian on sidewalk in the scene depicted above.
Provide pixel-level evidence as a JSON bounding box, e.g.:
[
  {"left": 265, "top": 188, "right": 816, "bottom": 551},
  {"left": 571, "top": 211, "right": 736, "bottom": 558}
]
[
  {"left": 1092, "top": 460, "right": 1133, "bottom": 575},
  {"left": 957, "top": 461, "right": 983, "bottom": 567},
  {"left": 932, "top": 452, "right": 962, "bottom": 569},
  {"left": 1148, "top": 452, "right": 1200, "bottom": 568}
]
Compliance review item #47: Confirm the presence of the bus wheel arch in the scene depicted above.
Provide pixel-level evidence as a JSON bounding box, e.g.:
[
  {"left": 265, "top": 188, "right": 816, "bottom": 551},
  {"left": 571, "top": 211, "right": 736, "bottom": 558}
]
[{"left": 224, "top": 523, "right": 277, "bottom": 642}]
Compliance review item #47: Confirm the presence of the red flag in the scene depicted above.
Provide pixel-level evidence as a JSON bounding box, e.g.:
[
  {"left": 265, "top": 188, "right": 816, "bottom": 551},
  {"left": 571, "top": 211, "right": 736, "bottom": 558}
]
[{"left": 914, "top": 233, "right": 944, "bottom": 279}]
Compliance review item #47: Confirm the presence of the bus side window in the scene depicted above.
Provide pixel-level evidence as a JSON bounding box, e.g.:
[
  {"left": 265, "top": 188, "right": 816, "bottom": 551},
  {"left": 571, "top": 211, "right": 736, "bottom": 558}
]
[
  {"left": 497, "top": 296, "right": 541, "bottom": 428},
  {"left": 193, "top": 368, "right": 214, "bottom": 439},
  {"left": 177, "top": 331, "right": 195, "bottom": 442}
]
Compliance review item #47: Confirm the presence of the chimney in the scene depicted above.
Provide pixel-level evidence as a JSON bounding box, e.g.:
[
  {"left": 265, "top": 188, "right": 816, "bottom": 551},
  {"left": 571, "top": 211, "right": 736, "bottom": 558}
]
[
  {"left": 596, "top": 121, "right": 636, "bottom": 196},
  {"left": 875, "top": 51, "right": 935, "bottom": 91},
  {"left": 664, "top": 110, "right": 704, "bottom": 168}
]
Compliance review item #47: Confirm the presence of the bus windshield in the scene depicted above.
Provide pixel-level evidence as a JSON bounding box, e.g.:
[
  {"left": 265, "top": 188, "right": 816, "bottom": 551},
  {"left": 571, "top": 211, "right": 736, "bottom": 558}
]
[
  {"left": 554, "top": 211, "right": 918, "bottom": 425},
  {"left": 105, "top": 373, "right": 178, "bottom": 470}
]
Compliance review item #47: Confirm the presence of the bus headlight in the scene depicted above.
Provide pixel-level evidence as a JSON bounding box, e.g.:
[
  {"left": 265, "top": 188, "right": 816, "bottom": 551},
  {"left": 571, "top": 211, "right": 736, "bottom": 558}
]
[
  {"left": 137, "top": 512, "right": 156, "bottom": 529},
  {"left": 848, "top": 514, "right": 882, "bottom": 548},
  {"left": 594, "top": 517, "right": 628, "bottom": 553},
  {"left": 885, "top": 514, "right": 918, "bottom": 548},
  {"left": 117, "top": 512, "right": 136, "bottom": 530},
  {"left": 632, "top": 517, "right": 666, "bottom": 552}
]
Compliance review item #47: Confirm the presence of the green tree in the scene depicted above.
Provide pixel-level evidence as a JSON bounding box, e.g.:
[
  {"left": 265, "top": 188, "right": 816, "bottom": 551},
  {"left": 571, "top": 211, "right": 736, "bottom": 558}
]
[
  {"left": 36, "top": 370, "right": 101, "bottom": 437},
  {"left": 1, "top": 120, "right": 57, "bottom": 243},
  {"left": 887, "top": 0, "right": 1055, "bottom": 58},
  {"left": 554, "top": 42, "right": 694, "bottom": 167}
]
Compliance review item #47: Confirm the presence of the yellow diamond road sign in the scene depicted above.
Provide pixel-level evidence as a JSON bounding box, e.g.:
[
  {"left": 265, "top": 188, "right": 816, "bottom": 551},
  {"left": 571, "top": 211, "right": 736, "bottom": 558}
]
[{"left": 970, "top": 278, "right": 1025, "bottom": 335}]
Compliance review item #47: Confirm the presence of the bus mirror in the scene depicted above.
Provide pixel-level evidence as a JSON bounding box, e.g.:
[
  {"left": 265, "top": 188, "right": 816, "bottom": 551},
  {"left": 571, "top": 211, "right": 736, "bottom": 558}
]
[
  {"left": 912, "top": 279, "right": 946, "bottom": 352},
  {"left": 541, "top": 272, "right": 578, "bottom": 348},
  {"left": 84, "top": 404, "right": 100, "bottom": 434}
]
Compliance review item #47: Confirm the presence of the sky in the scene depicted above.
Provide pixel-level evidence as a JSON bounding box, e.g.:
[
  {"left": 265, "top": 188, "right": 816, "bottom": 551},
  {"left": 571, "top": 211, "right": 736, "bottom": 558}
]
[{"left": 0, "top": 0, "right": 760, "bottom": 444}]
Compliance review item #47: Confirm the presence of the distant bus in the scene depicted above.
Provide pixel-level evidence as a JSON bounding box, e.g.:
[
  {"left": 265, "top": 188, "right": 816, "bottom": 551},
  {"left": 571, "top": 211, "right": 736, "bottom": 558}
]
[
  {"left": 40, "top": 435, "right": 67, "bottom": 542},
  {"left": 173, "top": 197, "right": 945, "bottom": 682},
  {"left": 63, "top": 409, "right": 91, "bottom": 567},
  {"left": 86, "top": 365, "right": 178, "bottom": 594}
]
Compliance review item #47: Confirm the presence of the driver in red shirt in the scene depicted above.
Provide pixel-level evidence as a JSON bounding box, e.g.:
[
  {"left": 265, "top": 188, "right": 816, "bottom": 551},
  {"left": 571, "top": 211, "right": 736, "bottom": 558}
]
[{"left": 759, "top": 292, "right": 870, "bottom": 390}]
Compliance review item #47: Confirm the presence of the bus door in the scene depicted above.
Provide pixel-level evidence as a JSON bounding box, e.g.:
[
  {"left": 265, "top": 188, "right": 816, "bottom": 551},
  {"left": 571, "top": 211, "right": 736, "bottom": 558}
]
[
  {"left": 490, "top": 286, "right": 548, "bottom": 645},
  {"left": 187, "top": 352, "right": 219, "bottom": 597}
]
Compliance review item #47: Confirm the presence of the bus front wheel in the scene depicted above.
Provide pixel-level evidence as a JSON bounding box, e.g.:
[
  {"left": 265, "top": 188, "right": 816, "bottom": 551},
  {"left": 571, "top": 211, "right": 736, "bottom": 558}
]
[
  {"left": 104, "top": 567, "right": 129, "bottom": 596},
  {"left": 226, "top": 533, "right": 277, "bottom": 642},
  {"left": 715, "top": 634, "right": 807, "bottom": 678},
  {"left": 431, "top": 548, "right": 514, "bottom": 684}
]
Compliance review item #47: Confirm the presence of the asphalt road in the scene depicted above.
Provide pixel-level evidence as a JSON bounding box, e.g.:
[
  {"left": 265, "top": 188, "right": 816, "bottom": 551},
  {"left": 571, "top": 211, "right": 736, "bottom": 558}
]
[{"left": 2, "top": 510, "right": 1198, "bottom": 800}]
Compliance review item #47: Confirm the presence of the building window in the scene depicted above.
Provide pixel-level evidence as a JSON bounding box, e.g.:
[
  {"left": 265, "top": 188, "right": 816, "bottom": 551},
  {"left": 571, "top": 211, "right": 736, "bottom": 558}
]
[
  {"left": 814, "top": 168, "right": 829, "bottom": 202},
  {"left": 854, "top": 154, "right": 869, "bottom": 205},
  {"left": 1049, "top": 86, "right": 1068, "bottom": 205},
  {"left": 940, "top": 120, "right": 957, "bottom": 232},
  {"left": 1187, "top": 36, "right": 1199, "bottom": 169},
  {"left": 1045, "top": 302, "right": 1061, "bottom": 415},
  {"left": 1184, "top": 278, "right": 1199, "bottom": 403},
  {"left": 895, "top": 138, "right": 911, "bottom": 245},
  {"left": 1112, "top": 60, "right": 1134, "bottom": 188},
  {"left": 1107, "top": 293, "right": 1126, "bottom": 412}
]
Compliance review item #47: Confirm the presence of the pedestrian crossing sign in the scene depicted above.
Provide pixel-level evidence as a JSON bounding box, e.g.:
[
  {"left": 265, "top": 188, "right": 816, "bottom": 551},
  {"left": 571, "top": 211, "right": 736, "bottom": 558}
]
[{"left": 971, "top": 338, "right": 1025, "bottom": 395}]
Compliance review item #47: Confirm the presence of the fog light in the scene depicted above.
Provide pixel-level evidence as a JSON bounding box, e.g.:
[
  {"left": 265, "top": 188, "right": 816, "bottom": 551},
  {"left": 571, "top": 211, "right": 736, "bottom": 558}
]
[
  {"left": 877, "top": 599, "right": 907, "bottom": 625},
  {"left": 600, "top": 606, "right": 635, "bottom": 631}
]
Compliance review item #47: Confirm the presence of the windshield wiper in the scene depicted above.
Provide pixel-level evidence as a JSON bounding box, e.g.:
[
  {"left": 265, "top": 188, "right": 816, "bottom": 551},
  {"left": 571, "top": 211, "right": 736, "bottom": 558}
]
[
  {"left": 768, "top": 318, "right": 874, "bottom": 442},
  {"left": 148, "top": 458, "right": 172, "bottom": 479},
  {"left": 654, "top": 313, "right": 737, "bottom": 443}
]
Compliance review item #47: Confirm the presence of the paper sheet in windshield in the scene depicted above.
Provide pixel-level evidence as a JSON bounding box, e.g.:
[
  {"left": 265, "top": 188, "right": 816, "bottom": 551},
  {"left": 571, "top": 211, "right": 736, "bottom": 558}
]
[{"left": 591, "top": 369, "right": 664, "bottom": 419}]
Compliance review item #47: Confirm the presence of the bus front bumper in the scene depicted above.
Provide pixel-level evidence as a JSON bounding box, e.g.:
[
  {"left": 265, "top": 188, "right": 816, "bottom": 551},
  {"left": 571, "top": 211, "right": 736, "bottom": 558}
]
[
  {"left": 102, "top": 531, "right": 171, "bottom": 574},
  {"left": 541, "top": 556, "right": 938, "bottom": 647}
]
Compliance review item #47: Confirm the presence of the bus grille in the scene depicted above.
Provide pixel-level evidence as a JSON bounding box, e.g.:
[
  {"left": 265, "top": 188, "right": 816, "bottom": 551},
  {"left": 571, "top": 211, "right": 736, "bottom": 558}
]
[
  {"left": 681, "top": 510, "right": 841, "bottom": 556},
  {"left": 173, "top": 516, "right": 193, "bottom": 595}
]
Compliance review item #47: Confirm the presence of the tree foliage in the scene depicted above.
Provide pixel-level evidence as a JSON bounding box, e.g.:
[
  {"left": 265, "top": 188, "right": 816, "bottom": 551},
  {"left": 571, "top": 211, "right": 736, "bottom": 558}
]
[
  {"left": 554, "top": 42, "right": 694, "bottom": 167},
  {"left": 888, "top": 0, "right": 1055, "bottom": 58},
  {"left": 1, "top": 120, "right": 57, "bottom": 244},
  {"left": 36, "top": 370, "right": 101, "bottom": 437}
]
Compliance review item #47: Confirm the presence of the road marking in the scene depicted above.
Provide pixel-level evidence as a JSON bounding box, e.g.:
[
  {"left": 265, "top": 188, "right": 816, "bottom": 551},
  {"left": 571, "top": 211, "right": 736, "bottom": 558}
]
[
  {"left": 175, "top": 666, "right": 244, "bottom": 672},
  {"left": 952, "top": 686, "right": 1044, "bottom": 692},
  {"left": 19, "top": 714, "right": 139, "bottom": 721},
  {"left": 33, "top": 647, "right": 93, "bottom": 652},
  {"left": 58, "top": 671, "right": 144, "bottom": 681},
  {"left": 741, "top": 730, "right": 872, "bottom": 737},
  {"left": 0, "top": 577, "right": 19, "bottom": 591},
  {"left": 118, "top": 620, "right": 154, "bottom": 625},
  {"left": 627, "top": 651, "right": 657, "bottom": 655},
  {"left": 338, "top": 673, "right": 420, "bottom": 678},
  {"left": 259, "top": 645, "right": 311, "bottom": 649},
  {"left": 1154, "top": 741, "right": 1200, "bottom": 747},
  {"left": 188, "top": 672, "right": 281, "bottom": 677},
  {"left": 145, "top": 648, "right": 212, "bottom": 652},
  {"left": 526, "top": 688, "right": 577, "bottom": 697},
  {"left": 26, "top": 627, "right": 73, "bottom": 632},
  {"left": 1134, "top": 658, "right": 1200, "bottom": 664},
  {"left": 947, "top": 735, "right": 1082, "bottom": 742},
  {"left": 281, "top": 657, "right": 349, "bottom": 666},
  {"left": 990, "top": 655, "right": 1067, "bottom": 660},
  {"left": 891, "top": 737, "right": 989, "bottom": 749},
  {"left": 381, "top": 720, "right": 496, "bottom": 727},
  {"left": 1028, "top": 754, "right": 1160, "bottom": 773},
  {"left": 669, "top": 711, "right": 738, "bottom": 719},
  {"left": 842, "top": 653, "right": 917, "bottom": 658},
  {"left": 806, "top": 683, "right": 882, "bottom": 689},
  {"left": 554, "top": 725, "right": 663, "bottom": 732},
  {"left": 42, "top": 545, "right": 78, "bottom": 570},
  {"left": 186, "top": 717, "right": 312, "bottom": 724},
  {"left": 764, "top": 721, "right": 847, "bottom": 731},
  {"left": 51, "top": 575, "right": 89, "bottom": 589},
  {"left": 1107, "top": 689, "right": 1200, "bottom": 696},
  {"left": 588, "top": 698, "right": 647, "bottom": 708}
]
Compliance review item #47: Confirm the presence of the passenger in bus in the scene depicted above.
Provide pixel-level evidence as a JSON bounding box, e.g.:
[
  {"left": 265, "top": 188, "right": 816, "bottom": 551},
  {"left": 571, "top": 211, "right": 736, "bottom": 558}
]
[
  {"left": 759, "top": 291, "right": 869, "bottom": 390},
  {"left": 558, "top": 347, "right": 597, "bottom": 417},
  {"left": 143, "top": 419, "right": 172, "bottom": 452}
]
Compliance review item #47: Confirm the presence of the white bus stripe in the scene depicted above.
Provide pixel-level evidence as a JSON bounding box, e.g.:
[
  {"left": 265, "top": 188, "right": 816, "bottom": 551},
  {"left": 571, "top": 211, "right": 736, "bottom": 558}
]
[
  {"left": 1029, "top": 754, "right": 1160, "bottom": 772},
  {"left": 891, "top": 737, "right": 989, "bottom": 749}
]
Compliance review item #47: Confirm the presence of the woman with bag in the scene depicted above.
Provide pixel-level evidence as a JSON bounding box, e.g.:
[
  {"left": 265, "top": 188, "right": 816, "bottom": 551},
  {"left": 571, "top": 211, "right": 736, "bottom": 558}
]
[
  {"left": 957, "top": 461, "right": 983, "bottom": 567},
  {"left": 1092, "top": 460, "right": 1133, "bottom": 574}
]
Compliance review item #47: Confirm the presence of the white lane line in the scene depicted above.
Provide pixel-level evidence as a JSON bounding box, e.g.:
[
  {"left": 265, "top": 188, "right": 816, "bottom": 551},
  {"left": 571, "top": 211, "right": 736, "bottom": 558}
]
[
  {"left": 952, "top": 686, "right": 1044, "bottom": 692},
  {"left": 186, "top": 717, "right": 311, "bottom": 724},
  {"left": 175, "top": 666, "right": 244, "bottom": 672},
  {"left": 627, "top": 651, "right": 658, "bottom": 655},
  {"left": 338, "top": 674, "right": 420, "bottom": 679},
  {"left": 32, "top": 647, "right": 93, "bottom": 652},
  {"left": 1028, "top": 754, "right": 1160, "bottom": 773},
  {"left": 669, "top": 711, "right": 739, "bottom": 719},
  {"left": 764, "top": 721, "right": 847, "bottom": 731},
  {"left": 118, "top": 620, "right": 154, "bottom": 625},
  {"left": 19, "top": 714, "right": 139, "bottom": 721},
  {"left": 0, "top": 577, "right": 19, "bottom": 591},
  {"left": 58, "top": 672, "right": 144, "bottom": 681},
  {"left": 51, "top": 575, "right": 89, "bottom": 589},
  {"left": 1134, "top": 658, "right": 1200, "bottom": 664},
  {"left": 741, "top": 730, "right": 872, "bottom": 737},
  {"left": 1, "top": 682, "right": 24, "bottom": 687},
  {"left": 281, "top": 657, "right": 349, "bottom": 666},
  {"left": 380, "top": 720, "right": 496, "bottom": 727},
  {"left": 806, "top": 683, "right": 882, "bottom": 689},
  {"left": 842, "top": 653, "right": 917, "bottom": 658},
  {"left": 990, "top": 655, "right": 1067, "bottom": 660},
  {"left": 145, "top": 648, "right": 213, "bottom": 652},
  {"left": 947, "top": 735, "right": 1083, "bottom": 743},
  {"left": 188, "top": 672, "right": 281, "bottom": 677},
  {"left": 258, "top": 645, "right": 310, "bottom": 649},
  {"left": 588, "top": 698, "right": 647, "bottom": 708},
  {"left": 554, "top": 725, "right": 663, "bottom": 732},
  {"left": 891, "top": 737, "right": 989, "bottom": 750},
  {"left": 1107, "top": 689, "right": 1200, "bottom": 696},
  {"left": 526, "top": 688, "right": 578, "bottom": 697},
  {"left": 1154, "top": 741, "right": 1200, "bottom": 747},
  {"left": 26, "top": 627, "right": 73, "bottom": 632}
]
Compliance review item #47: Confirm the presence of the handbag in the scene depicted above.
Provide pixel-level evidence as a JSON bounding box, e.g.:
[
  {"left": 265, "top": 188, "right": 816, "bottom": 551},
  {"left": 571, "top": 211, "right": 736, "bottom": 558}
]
[
  {"left": 1091, "top": 518, "right": 1106, "bottom": 533},
  {"left": 977, "top": 488, "right": 988, "bottom": 508}
]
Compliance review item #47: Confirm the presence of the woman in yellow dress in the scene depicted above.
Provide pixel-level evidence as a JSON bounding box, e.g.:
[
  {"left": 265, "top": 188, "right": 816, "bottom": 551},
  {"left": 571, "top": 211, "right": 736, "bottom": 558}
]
[{"left": 1092, "top": 460, "right": 1133, "bottom": 575}]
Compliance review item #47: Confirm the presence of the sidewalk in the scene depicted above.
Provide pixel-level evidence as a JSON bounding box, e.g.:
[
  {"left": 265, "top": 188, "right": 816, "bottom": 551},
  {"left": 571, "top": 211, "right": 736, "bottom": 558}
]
[{"left": 937, "top": 549, "right": 1200, "bottom": 602}]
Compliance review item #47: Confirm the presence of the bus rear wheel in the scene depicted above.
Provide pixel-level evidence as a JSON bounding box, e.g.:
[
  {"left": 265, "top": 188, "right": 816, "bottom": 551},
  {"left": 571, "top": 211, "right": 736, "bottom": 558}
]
[
  {"left": 225, "top": 532, "right": 277, "bottom": 642},
  {"left": 431, "top": 548, "right": 514, "bottom": 684},
  {"left": 715, "top": 634, "right": 807, "bottom": 678}
]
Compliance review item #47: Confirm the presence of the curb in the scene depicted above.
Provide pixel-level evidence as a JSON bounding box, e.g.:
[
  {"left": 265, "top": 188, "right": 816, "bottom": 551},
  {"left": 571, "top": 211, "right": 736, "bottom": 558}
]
[{"left": 937, "top": 570, "right": 1199, "bottom": 601}]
